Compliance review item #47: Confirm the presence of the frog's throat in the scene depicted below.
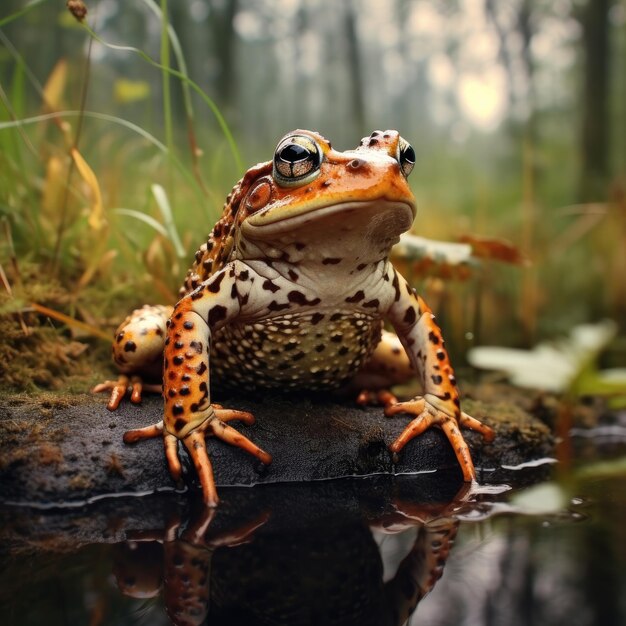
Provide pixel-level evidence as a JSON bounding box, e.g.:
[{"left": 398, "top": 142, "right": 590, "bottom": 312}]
[{"left": 241, "top": 199, "right": 416, "bottom": 239}]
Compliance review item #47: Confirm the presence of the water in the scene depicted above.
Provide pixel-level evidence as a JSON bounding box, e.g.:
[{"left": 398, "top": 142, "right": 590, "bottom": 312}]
[{"left": 1, "top": 450, "right": 624, "bottom": 625}]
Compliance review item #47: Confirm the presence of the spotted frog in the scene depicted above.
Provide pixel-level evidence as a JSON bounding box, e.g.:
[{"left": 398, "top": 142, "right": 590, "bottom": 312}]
[{"left": 96, "top": 130, "right": 494, "bottom": 506}]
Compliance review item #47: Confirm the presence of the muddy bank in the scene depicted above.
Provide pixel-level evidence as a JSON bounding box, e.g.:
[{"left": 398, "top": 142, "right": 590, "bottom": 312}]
[{"left": 0, "top": 392, "right": 553, "bottom": 506}]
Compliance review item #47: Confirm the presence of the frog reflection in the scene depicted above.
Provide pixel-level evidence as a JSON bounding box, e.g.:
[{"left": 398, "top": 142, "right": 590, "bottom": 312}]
[{"left": 112, "top": 486, "right": 466, "bottom": 626}]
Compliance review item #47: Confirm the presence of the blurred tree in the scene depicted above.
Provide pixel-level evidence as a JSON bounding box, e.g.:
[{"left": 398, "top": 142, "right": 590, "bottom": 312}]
[{"left": 577, "top": 0, "right": 612, "bottom": 201}]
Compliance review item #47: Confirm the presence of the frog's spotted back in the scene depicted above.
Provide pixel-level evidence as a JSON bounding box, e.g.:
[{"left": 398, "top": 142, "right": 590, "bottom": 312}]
[{"left": 179, "top": 161, "right": 273, "bottom": 298}]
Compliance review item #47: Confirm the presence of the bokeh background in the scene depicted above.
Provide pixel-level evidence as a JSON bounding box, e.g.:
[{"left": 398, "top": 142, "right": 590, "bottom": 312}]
[{"left": 0, "top": 0, "right": 624, "bottom": 362}]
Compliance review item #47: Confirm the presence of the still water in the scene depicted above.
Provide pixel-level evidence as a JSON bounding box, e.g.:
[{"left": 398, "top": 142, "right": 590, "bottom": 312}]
[{"left": 1, "top": 442, "right": 624, "bottom": 626}]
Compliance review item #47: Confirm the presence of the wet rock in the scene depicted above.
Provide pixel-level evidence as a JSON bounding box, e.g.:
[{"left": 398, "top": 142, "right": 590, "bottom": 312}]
[{"left": 0, "top": 393, "right": 553, "bottom": 506}]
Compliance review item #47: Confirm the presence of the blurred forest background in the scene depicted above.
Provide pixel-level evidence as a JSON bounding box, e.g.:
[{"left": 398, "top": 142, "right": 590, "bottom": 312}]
[{"left": 0, "top": 0, "right": 625, "bottom": 379}]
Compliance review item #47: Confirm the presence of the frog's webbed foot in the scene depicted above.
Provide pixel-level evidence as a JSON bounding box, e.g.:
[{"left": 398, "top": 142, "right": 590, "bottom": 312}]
[
  {"left": 385, "top": 396, "right": 495, "bottom": 481},
  {"left": 123, "top": 407, "right": 272, "bottom": 507},
  {"left": 92, "top": 375, "right": 162, "bottom": 410}
]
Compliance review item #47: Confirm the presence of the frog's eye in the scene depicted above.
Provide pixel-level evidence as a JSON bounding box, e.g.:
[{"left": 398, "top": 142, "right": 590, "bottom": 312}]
[
  {"left": 273, "top": 134, "right": 322, "bottom": 187},
  {"left": 398, "top": 138, "right": 415, "bottom": 178}
]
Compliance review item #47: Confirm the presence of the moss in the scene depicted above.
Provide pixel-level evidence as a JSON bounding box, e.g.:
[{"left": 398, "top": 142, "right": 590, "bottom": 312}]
[{"left": 0, "top": 262, "right": 119, "bottom": 395}]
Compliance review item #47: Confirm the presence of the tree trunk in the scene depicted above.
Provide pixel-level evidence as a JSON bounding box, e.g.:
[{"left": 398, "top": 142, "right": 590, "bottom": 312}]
[{"left": 579, "top": 0, "right": 611, "bottom": 201}]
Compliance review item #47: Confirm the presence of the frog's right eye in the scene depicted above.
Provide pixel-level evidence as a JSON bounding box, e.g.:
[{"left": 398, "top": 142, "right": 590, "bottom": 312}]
[{"left": 273, "top": 134, "right": 322, "bottom": 187}]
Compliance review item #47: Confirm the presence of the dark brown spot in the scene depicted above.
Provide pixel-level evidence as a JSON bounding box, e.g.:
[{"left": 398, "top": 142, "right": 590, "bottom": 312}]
[
  {"left": 231, "top": 283, "right": 238, "bottom": 299},
  {"left": 295, "top": 242, "right": 306, "bottom": 251},
  {"left": 124, "top": 340, "right": 137, "bottom": 353},
  {"left": 207, "top": 272, "right": 225, "bottom": 293},
  {"left": 172, "top": 403, "right": 184, "bottom": 416},
  {"left": 183, "top": 321, "right": 194, "bottom": 330},
  {"left": 315, "top": 344, "right": 325, "bottom": 352},
  {"left": 189, "top": 341, "right": 203, "bottom": 354},
  {"left": 311, "top": 312, "right": 324, "bottom": 324},
  {"left": 239, "top": 270, "right": 249, "bottom": 281},
  {"left": 331, "top": 333, "right": 343, "bottom": 343},
  {"left": 197, "top": 362, "right": 207, "bottom": 375},
  {"left": 168, "top": 389, "right": 177, "bottom": 398},
  {"left": 263, "top": 279, "right": 280, "bottom": 293},
  {"left": 175, "top": 341, "right": 184, "bottom": 349},
  {"left": 436, "top": 350, "right": 446, "bottom": 361},
  {"left": 345, "top": 290, "right": 365, "bottom": 303},
  {"left": 268, "top": 300, "right": 290, "bottom": 311},
  {"left": 288, "top": 269, "right": 299, "bottom": 281},
  {"left": 288, "top": 290, "right": 320, "bottom": 306},
  {"left": 168, "top": 371, "right": 177, "bottom": 380},
  {"left": 180, "top": 386, "right": 190, "bottom": 396},
  {"left": 292, "top": 352, "right": 305, "bottom": 361},
  {"left": 431, "top": 375, "right": 443, "bottom": 385},
  {"left": 330, "top": 313, "right": 342, "bottom": 321},
  {"left": 392, "top": 272, "right": 401, "bottom": 301},
  {"left": 174, "top": 418, "right": 186, "bottom": 431},
  {"left": 404, "top": 306, "right": 417, "bottom": 325},
  {"left": 356, "top": 263, "right": 367, "bottom": 271},
  {"left": 363, "top": 299, "right": 379, "bottom": 308},
  {"left": 173, "top": 356, "right": 184, "bottom": 366},
  {"left": 322, "top": 257, "right": 341, "bottom": 265},
  {"left": 428, "top": 331, "right": 439, "bottom": 344},
  {"left": 338, "top": 346, "right": 349, "bottom": 355},
  {"left": 208, "top": 305, "right": 227, "bottom": 327}
]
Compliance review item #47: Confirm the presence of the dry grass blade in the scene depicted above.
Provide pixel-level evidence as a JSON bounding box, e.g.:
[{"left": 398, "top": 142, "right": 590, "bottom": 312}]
[
  {"left": 30, "top": 302, "right": 111, "bottom": 341},
  {"left": 71, "top": 147, "right": 106, "bottom": 231}
]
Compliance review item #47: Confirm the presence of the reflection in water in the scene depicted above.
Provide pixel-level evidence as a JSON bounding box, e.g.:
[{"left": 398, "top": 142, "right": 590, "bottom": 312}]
[
  {"left": 4, "top": 466, "right": 624, "bottom": 625},
  {"left": 111, "top": 480, "right": 472, "bottom": 626}
]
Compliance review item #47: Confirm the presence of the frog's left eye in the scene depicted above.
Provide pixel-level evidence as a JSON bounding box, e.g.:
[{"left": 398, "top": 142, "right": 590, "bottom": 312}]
[
  {"left": 398, "top": 138, "right": 415, "bottom": 178},
  {"left": 273, "top": 135, "right": 323, "bottom": 187}
]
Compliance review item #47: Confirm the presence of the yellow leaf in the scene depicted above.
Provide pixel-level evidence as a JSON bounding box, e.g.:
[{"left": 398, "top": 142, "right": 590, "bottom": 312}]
[
  {"left": 71, "top": 147, "right": 106, "bottom": 230},
  {"left": 43, "top": 59, "right": 68, "bottom": 111},
  {"left": 114, "top": 79, "right": 151, "bottom": 104},
  {"left": 42, "top": 156, "right": 66, "bottom": 216}
]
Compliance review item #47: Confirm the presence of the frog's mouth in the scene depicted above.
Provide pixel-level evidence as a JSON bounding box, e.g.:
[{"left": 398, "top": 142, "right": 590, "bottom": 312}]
[{"left": 242, "top": 199, "right": 416, "bottom": 240}]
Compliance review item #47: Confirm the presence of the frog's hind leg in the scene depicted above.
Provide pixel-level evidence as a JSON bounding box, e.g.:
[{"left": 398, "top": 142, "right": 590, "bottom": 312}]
[
  {"left": 352, "top": 330, "right": 414, "bottom": 408},
  {"left": 93, "top": 304, "right": 173, "bottom": 409}
]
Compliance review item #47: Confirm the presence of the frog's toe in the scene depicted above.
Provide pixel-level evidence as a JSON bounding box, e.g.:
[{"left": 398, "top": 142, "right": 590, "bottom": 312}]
[
  {"left": 212, "top": 406, "right": 256, "bottom": 426},
  {"left": 385, "top": 397, "right": 487, "bottom": 482},
  {"left": 93, "top": 375, "right": 162, "bottom": 410},
  {"left": 460, "top": 411, "right": 496, "bottom": 442},
  {"left": 356, "top": 389, "right": 399, "bottom": 408},
  {"left": 183, "top": 416, "right": 272, "bottom": 507}
]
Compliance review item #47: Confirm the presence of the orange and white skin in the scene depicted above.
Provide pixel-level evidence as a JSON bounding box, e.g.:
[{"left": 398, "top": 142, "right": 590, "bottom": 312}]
[{"left": 98, "top": 130, "right": 495, "bottom": 506}]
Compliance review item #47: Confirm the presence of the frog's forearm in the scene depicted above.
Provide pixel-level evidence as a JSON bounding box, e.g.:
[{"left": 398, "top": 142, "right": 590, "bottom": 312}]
[
  {"left": 163, "top": 265, "right": 244, "bottom": 438},
  {"left": 386, "top": 270, "right": 460, "bottom": 412}
]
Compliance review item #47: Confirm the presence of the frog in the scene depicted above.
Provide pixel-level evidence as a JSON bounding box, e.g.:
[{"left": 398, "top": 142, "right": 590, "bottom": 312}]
[{"left": 95, "top": 129, "right": 495, "bottom": 506}]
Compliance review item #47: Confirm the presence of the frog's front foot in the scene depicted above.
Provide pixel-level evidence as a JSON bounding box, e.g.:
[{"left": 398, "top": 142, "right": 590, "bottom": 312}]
[
  {"left": 385, "top": 395, "right": 495, "bottom": 481},
  {"left": 123, "top": 406, "right": 272, "bottom": 507},
  {"left": 92, "top": 375, "right": 163, "bottom": 410}
]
